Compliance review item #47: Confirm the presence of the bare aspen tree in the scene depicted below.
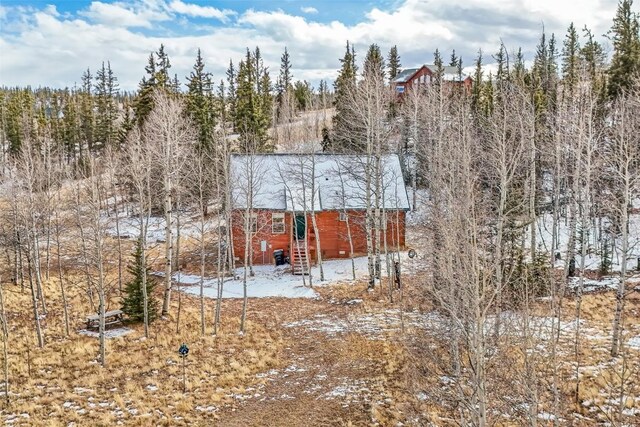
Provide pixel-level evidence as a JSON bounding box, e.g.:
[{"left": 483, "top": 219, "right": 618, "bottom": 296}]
[
  {"left": 104, "top": 146, "right": 124, "bottom": 292},
  {"left": 481, "top": 83, "right": 531, "bottom": 335},
  {"left": 214, "top": 129, "right": 233, "bottom": 336},
  {"left": 40, "top": 129, "right": 56, "bottom": 282},
  {"left": 73, "top": 178, "right": 96, "bottom": 311},
  {"left": 338, "top": 69, "right": 393, "bottom": 288},
  {"left": 276, "top": 160, "right": 310, "bottom": 284},
  {"left": 608, "top": 87, "right": 640, "bottom": 356},
  {"left": 75, "top": 158, "right": 115, "bottom": 366},
  {"left": 284, "top": 154, "right": 321, "bottom": 284},
  {"left": 189, "top": 144, "right": 215, "bottom": 335},
  {"left": 145, "top": 91, "right": 195, "bottom": 317},
  {"left": 53, "top": 170, "right": 70, "bottom": 337},
  {"left": 567, "top": 77, "right": 602, "bottom": 402},
  {"left": 125, "top": 126, "right": 153, "bottom": 338},
  {"left": 414, "top": 82, "right": 463, "bottom": 376},
  {"left": 14, "top": 139, "right": 45, "bottom": 348},
  {"left": 174, "top": 190, "right": 184, "bottom": 334},
  {"left": 294, "top": 156, "right": 313, "bottom": 286},
  {"left": 401, "top": 86, "right": 425, "bottom": 211},
  {"left": 0, "top": 277, "right": 9, "bottom": 406},
  {"left": 16, "top": 138, "right": 48, "bottom": 315},
  {"left": 231, "top": 153, "right": 267, "bottom": 333},
  {"left": 334, "top": 161, "right": 356, "bottom": 280},
  {"left": 307, "top": 152, "right": 325, "bottom": 282}
]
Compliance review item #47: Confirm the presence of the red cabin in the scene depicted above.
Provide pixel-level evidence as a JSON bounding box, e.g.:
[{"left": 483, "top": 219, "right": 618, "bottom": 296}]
[{"left": 230, "top": 154, "right": 410, "bottom": 274}]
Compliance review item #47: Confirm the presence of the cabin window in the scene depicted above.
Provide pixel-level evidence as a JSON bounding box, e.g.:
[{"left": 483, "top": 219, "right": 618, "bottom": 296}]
[
  {"left": 272, "top": 212, "right": 285, "bottom": 234},
  {"left": 380, "top": 211, "right": 387, "bottom": 230},
  {"left": 249, "top": 213, "right": 258, "bottom": 233},
  {"left": 339, "top": 212, "right": 347, "bottom": 222}
]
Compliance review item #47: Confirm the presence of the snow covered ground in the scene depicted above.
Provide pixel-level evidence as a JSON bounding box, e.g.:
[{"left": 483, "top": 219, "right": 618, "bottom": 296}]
[
  {"left": 78, "top": 327, "right": 133, "bottom": 338},
  {"left": 104, "top": 214, "right": 214, "bottom": 242},
  {"left": 567, "top": 276, "right": 621, "bottom": 293},
  {"left": 172, "top": 255, "right": 412, "bottom": 299},
  {"left": 529, "top": 209, "right": 640, "bottom": 273}
]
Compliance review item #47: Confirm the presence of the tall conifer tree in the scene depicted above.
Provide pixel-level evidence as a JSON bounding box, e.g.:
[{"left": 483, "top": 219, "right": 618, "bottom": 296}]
[
  {"left": 387, "top": 45, "right": 401, "bottom": 83},
  {"left": 607, "top": 0, "right": 640, "bottom": 99}
]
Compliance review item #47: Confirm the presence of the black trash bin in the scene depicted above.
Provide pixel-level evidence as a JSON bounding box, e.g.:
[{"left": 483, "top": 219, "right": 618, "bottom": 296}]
[{"left": 273, "top": 249, "right": 285, "bottom": 266}]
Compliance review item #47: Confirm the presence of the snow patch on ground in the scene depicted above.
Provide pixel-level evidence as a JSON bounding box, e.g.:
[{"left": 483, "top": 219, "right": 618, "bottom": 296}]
[
  {"left": 104, "top": 214, "right": 208, "bottom": 242},
  {"left": 530, "top": 212, "right": 640, "bottom": 273},
  {"left": 568, "top": 276, "right": 620, "bottom": 293},
  {"left": 627, "top": 336, "right": 640, "bottom": 350},
  {"left": 78, "top": 327, "right": 133, "bottom": 338},
  {"left": 174, "top": 256, "right": 409, "bottom": 299},
  {"left": 537, "top": 412, "right": 558, "bottom": 421}
]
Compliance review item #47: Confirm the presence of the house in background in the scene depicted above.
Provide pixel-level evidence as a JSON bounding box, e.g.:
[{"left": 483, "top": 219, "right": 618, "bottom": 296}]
[
  {"left": 230, "top": 154, "right": 410, "bottom": 274},
  {"left": 393, "top": 64, "right": 473, "bottom": 96}
]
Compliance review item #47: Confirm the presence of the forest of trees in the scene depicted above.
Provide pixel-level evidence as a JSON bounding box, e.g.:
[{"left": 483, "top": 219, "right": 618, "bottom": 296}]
[{"left": 0, "top": 0, "right": 639, "bottom": 424}]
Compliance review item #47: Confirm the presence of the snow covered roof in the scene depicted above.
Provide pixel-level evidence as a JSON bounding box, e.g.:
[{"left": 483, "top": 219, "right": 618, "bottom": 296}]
[
  {"left": 393, "top": 65, "right": 471, "bottom": 84},
  {"left": 230, "top": 154, "right": 410, "bottom": 212},
  {"left": 393, "top": 68, "right": 420, "bottom": 83}
]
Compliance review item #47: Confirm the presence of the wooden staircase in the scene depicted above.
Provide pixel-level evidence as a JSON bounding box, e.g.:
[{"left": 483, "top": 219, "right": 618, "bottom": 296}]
[{"left": 292, "top": 241, "right": 310, "bottom": 275}]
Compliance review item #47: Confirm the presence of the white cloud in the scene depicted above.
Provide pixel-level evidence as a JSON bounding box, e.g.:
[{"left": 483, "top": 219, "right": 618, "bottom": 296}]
[
  {"left": 80, "top": 1, "right": 170, "bottom": 28},
  {"left": 169, "top": 0, "right": 236, "bottom": 22},
  {"left": 43, "top": 4, "right": 60, "bottom": 17},
  {"left": 301, "top": 6, "right": 318, "bottom": 14},
  {"left": 0, "top": 0, "right": 620, "bottom": 91}
]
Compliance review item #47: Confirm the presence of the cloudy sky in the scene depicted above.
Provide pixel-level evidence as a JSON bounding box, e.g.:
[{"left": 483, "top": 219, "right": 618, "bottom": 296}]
[{"left": 0, "top": 0, "right": 621, "bottom": 91}]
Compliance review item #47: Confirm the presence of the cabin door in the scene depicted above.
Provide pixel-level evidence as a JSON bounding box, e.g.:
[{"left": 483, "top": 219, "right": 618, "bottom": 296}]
[{"left": 294, "top": 214, "right": 306, "bottom": 240}]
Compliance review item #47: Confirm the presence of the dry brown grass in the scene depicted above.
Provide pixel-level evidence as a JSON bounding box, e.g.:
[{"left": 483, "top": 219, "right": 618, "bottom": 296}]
[
  {"left": 2, "top": 231, "right": 639, "bottom": 427},
  {"left": 0, "top": 271, "right": 283, "bottom": 426},
  {"left": 401, "top": 289, "right": 640, "bottom": 426}
]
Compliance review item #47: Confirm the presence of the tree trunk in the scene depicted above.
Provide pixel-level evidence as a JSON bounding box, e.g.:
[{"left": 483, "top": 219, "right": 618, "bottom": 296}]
[{"left": 162, "top": 184, "right": 173, "bottom": 317}]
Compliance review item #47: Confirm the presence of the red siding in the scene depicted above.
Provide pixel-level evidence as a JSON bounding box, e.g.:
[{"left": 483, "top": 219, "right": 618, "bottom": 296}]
[
  {"left": 231, "top": 209, "right": 406, "bottom": 266},
  {"left": 394, "top": 66, "right": 473, "bottom": 98}
]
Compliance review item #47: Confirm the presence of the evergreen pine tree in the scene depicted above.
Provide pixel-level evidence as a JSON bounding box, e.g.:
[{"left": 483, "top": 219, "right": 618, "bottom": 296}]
[
  {"left": 234, "top": 48, "right": 271, "bottom": 152},
  {"left": 607, "top": 0, "right": 640, "bottom": 99},
  {"left": 94, "top": 61, "right": 120, "bottom": 149},
  {"left": 449, "top": 49, "right": 459, "bottom": 67},
  {"left": 512, "top": 47, "right": 527, "bottom": 86},
  {"left": 259, "top": 60, "right": 273, "bottom": 133},
  {"left": 561, "top": 23, "right": 581, "bottom": 95},
  {"left": 186, "top": 49, "right": 215, "bottom": 151},
  {"left": 331, "top": 41, "right": 358, "bottom": 152},
  {"left": 134, "top": 53, "right": 157, "bottom": 127},
  {"left": 471, "top": 49, "right": 484, "bottom": 113},
  {"left": 134, "top": 44, "right": 176, "bottom": 127},
  {"left": 155, "top": 44, "right": 172, "bottom": 89},
  {"left": 216, "top": 79, "right": 227, "bottom": 125},
  {"left": 581, "top": 27, "right": 607, "bottom": 83},
  {"left": 62, "top": 91, "right": 81, "bottom": 160},
  {"left": 387, "top": 45, "right": 401, "bottom": 83},
  {"left": 482, "top": 72, "right": 494, "bottom": 116},
  {"left": 4, "top": 89, "right": 34, "bottom": 156},
  {"left": 78, "top": 68, "right": 96, "bottom": 155},
  {"left": 363, "top": 43, "right": 385, "bottom": 79},
  {"left": 293, "top": 80, "right": 313, "bottom": 111},
  {"left": 276, "top": 47, "right": 293, "bottom": 119},
  {"left": 121, "top": 238, "right": 158, "bottom": 323},
  {"left": 318, "top": 79, "right": 329, "bottom": 109},
  {"left": 433, "top": 49, "right": 444, "bottom": 87},
  {"left": 226, "top": 60, "right": 237, "bottom": 130},
  {"left": 494, "top": 42, "right": 510, "bottom": 88},
  {"left": 531, "top": 30, "right": 555, "bottom": 117},
  {"left": 118, "top": 103, "right": 134, "bottom": 148}
]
